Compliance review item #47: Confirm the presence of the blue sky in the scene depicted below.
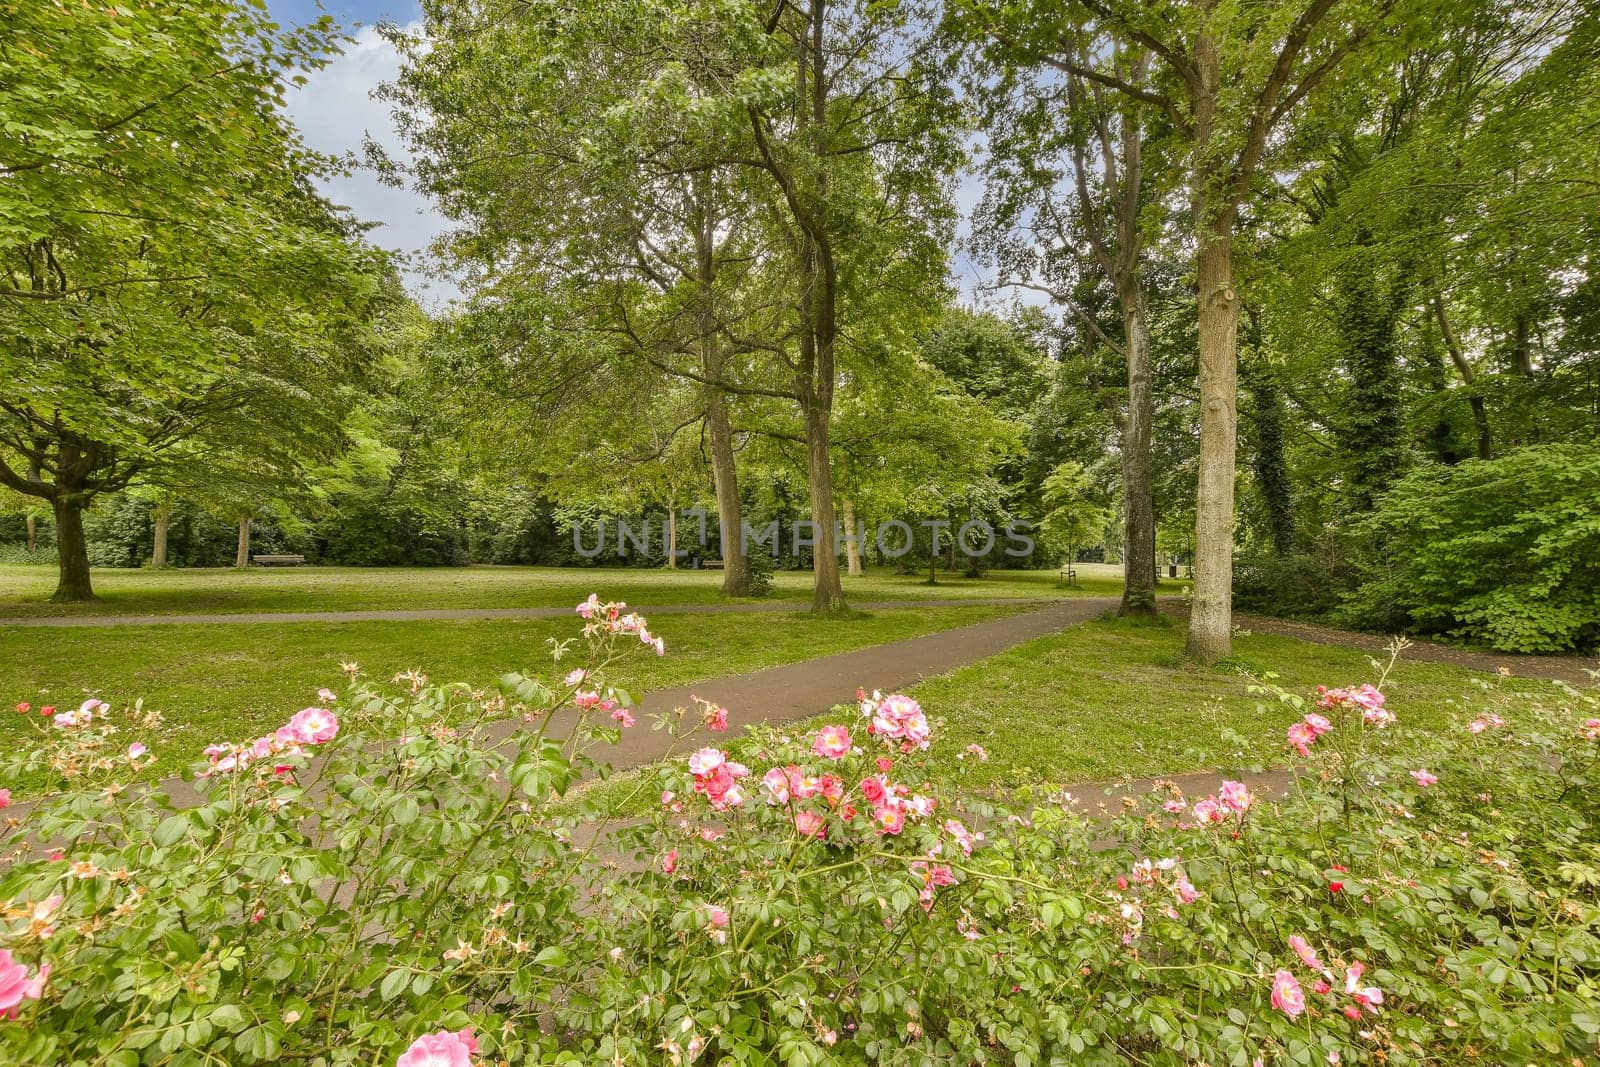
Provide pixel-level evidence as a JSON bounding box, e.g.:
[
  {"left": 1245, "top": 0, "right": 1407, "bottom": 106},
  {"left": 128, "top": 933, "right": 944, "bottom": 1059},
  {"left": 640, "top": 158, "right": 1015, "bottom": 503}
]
[{"left": 268, "top": 0, "right": 418, "bottom": 29}]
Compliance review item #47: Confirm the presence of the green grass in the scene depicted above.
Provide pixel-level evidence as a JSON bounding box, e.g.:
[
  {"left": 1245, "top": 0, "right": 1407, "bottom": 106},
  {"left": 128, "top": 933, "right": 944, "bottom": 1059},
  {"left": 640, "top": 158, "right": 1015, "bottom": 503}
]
[
  {"left": 0, "top": 562, "right": 1160, "bottom": 618},
  {"left": 0, "top": 605, "right": 1019, "bottom": 785},
  {"left": 575, "top": 613, "right": 1556, "bottom": 814}
]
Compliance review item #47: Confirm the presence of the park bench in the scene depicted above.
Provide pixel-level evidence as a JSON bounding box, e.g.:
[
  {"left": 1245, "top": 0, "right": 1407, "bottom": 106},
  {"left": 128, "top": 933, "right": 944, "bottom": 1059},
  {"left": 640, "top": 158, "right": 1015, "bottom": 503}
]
[
  {"left": 700, "top": 558, "right": 725, "bottom": 570},
  {"left": 251, "top": 554, "right": 306, "bottom": 567}
]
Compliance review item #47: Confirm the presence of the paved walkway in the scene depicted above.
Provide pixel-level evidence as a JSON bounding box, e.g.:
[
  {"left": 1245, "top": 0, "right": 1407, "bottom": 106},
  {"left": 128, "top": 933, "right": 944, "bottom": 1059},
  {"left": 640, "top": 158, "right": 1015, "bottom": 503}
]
[{"left": 0, "top": 597, "right": 1049, "bottom": 629}]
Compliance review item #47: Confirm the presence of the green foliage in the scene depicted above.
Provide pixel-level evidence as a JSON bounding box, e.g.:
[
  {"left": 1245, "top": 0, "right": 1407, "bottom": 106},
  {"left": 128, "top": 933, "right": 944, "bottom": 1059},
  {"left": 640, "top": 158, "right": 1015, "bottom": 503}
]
[
  {"left": 1338, "top": 445, "right": 1600, "bottom": 652},
  {"left": 1234, "top": 552, "right": 1355, "bottom": 620},
  {"left": 1037, "top": 460, "right": 1112, "bottom": 561},
  {"left": 4, "top": 613, "right": 1598, "bottom": 1063}
]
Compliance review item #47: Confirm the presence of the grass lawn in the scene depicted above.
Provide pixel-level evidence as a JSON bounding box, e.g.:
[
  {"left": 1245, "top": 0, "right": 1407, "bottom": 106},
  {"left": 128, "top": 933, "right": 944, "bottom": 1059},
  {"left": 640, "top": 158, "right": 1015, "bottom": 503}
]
[
  {"left": 0, "top": 561, "right": 1161, "bottom": 618},
  {"left": 577, "top": 612, "right": 1557, "bottom": 814},
  {"left": 0, "top": 604, "right": 1019, "bottom": 785}
]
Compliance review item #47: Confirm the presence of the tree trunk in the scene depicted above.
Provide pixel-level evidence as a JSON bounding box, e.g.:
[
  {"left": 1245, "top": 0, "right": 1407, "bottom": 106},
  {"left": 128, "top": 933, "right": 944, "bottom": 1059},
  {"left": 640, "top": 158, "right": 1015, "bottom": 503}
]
[
  {"left": 1187, "top": 193, "right": 1239, "bottom": 664},
  {"left": 704, "top": 388, "right": 751, "bottom": 596},
  {"left": 1431, "top": 291, "right": 1492, "bottom": 460},
  {"left": 51, "top": 495, "right": 94, "bottom": 602},
  {"left": 1241, "top": 315, "right": 1295, "bottom": 556},
  {"left": 1334, "top": 242, "right": 1408, "bottom": 514},
  {"left": 803, "top": 401, "right": 847, "bottom": 613},
  {"left": 692, "top": 180, "right": 752, "bottom": 599},
  {"left": 1119, "top": 288, "right": 1158, "bottom": 615},
  {"left": 25, "top": 513, "right": 36, "bottom": 553},
  {"left": 151, "top": 501, "right": 171, "bottom": 569},
  {"left": 665, "top": 504, "right": 677, "bottom": 569},
  {"left": 235, "top": 516, "right": 251, "bottom": 568},
  {"left": 842, "top": 498, "right": 863, "bottom": 576}
]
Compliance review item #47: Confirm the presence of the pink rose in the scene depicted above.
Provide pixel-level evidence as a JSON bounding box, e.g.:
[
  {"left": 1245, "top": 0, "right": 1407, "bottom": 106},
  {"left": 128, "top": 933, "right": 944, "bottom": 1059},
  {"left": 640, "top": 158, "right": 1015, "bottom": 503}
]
[
  {"left": 794, "top": 811, "right": 827, "bottom": 839},
  {"left": 688, "top": 748, "right": 725, "bottom": 777},
  {"left": 1410, "top": 769, "right": 1438, "bottom": 788},
  {"left": 661, "top": 850, "right": 678, "bottom": 875},
  {"left": 395, "top": 1028, "right": 479, "bottom": 1067},
  {"left": 1583, "top": 717, "right": 1600, "bottom": 741},
  {"left": 610, "top": 707, "right": 636, "bottom": 728},
  {"left": 1289, "top": 935, "right": 1323, "bottom": 971},
  {"left": 812, "top": 724, "right": 852, "bottom": 760},
  {"left": 1286, "top": 721, "right": 1317, "bottom": 757},
  {"left": 0, "top": 950, "right": 48, "bottom": 1020},
  {"left": 1270, "top": 969, "right": 1305, "bottom": 1018},
  {"left": 1217, "top": 780, "right": 1255, "bottom": 814},
  {"left": 285, "top": 707, "right": 338, "bottom": 745},
  {"left": 0, "top": 789, "right": 9, "bottom": 810},
  {"left": 1303, "top": 712, "right": 1332, "bottom": 736}
]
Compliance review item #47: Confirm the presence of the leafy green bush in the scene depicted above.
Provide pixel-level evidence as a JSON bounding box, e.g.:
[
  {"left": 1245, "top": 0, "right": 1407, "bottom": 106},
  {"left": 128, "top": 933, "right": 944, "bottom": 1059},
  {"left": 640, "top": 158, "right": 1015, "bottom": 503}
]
[
  {"left": 1336, "top": 444, "right": 1600, "bottom": 652},
  {"left": 1234, "top": 550, "right": 1355, "bottom": 618},
  {"left": 3, "top": 604, "right": 1598, "bottom": 1065}
]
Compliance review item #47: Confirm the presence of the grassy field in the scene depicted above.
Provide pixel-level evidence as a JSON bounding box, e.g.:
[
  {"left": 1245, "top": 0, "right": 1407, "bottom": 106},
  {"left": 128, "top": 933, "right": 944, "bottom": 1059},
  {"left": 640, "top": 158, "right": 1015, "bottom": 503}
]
[
  {"left": 0, "top": 604, "right": 1019, "bottom": 785},
  {"left": 0, "top": 561, "right": 1156, "bottom": 618},
  {"left": 578, "top": 613, "right": 1555, "bottom": 813}
]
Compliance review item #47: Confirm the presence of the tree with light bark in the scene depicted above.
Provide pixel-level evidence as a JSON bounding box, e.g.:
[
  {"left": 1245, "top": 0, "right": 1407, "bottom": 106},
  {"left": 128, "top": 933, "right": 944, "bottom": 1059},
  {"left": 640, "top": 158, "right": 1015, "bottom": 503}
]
[{"left": 954, "top": 0, "right": 1406, "bottom": 660}]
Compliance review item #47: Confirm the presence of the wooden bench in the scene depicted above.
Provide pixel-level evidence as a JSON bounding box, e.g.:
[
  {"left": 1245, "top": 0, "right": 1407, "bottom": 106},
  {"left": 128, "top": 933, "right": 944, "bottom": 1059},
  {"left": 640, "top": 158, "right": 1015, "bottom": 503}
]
[
  {"left": 700, "top": 558, "right": 725, "bottom": 570},
  {"left": 251, "top": 554, "right": 306, "bottom": 567}
]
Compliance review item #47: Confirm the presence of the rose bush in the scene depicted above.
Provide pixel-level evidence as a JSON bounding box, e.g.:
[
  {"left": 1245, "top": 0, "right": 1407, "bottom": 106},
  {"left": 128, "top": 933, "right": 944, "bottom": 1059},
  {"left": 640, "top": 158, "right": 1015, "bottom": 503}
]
[{"left": 2, "top": 602, "right": 1598, "bottom": 1065}]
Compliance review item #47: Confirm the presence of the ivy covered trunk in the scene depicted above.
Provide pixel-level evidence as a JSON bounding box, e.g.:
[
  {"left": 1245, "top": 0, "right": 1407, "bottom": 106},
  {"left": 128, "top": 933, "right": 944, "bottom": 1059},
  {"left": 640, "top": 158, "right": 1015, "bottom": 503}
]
[
  {"left": 1243, "top": 316, "right": 1295, "bottom": 556},
  {"left": 51, "top": 494, "right": 94, "bottom": 602},
  {"left": 1335, "top": 241, "right": 1408, "bottom": 514}
]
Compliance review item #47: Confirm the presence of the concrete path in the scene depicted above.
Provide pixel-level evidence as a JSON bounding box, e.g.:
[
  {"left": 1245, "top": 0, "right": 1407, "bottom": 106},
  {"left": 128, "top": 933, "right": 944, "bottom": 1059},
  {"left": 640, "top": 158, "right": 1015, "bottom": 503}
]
[{"left": 0, "top": 597, "right": 1049, "bottom": 629}]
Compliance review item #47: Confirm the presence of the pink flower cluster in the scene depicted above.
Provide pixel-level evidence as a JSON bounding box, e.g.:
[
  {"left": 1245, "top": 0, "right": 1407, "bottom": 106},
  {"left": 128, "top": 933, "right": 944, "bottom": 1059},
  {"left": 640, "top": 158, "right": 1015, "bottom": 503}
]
[
  {"left": 200, "top": 707, "right": 338, "bottom": 777},
  {"left": 52, "top": 698, "right": 108, "bottom": 730},
  {"left": 1272, "top": 935, "right": 1385, "bottom": 1020},
  {"left": 1468, "top": 712, "right": 1505, "bottom": 734},
  {"left": 1317, "top": 684, "right": 1393, "bottom": 728},
  {"left": 688, "top": 747, "right": 750, "bottom": 810},
  {"left": 395, "top": 1027, "right": 479, "bottom": 1067},
  {"left": 812, "top": 724, "right": 851, "bottom": 760},
  {"left": 0, "top": 949, "right": 48, "bottom": 1020},
  {"left": 1584, "top": 718, "right": 1600, "bottom": 742},
  {"left": 862, "top": 773, "right": 935, "bottom": 835},
  {"left": 858, "top": 689, "right": 930, "bottom": 752},
  {"left": 1116, "top": 857, "right": 1201, "bottom": 921},
  {"left": 574, "top": 594, "right": 664, "bottom": 655},
  {"left": 1286, "top": 711, "right": 1333, "bottom": 757},
  {"left": 909, "top": 859, "right": 956, "bottom": 911},
  {"left": 1188, "top": 779, "right": 1256, "bottom": 826}
]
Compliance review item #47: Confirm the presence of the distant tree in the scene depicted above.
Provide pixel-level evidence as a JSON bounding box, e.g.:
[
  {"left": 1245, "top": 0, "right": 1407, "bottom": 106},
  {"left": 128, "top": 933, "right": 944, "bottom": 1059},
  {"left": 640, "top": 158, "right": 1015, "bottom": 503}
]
[{"left": 0, "top": 1, "right": 386, "bottom": 598}]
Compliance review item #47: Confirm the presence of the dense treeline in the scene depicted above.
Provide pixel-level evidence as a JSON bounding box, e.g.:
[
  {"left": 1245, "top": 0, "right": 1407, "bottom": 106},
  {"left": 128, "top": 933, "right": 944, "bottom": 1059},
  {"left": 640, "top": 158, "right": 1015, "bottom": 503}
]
[{"left": 2, "top": 0, "right": 1597, "bottom": 653}]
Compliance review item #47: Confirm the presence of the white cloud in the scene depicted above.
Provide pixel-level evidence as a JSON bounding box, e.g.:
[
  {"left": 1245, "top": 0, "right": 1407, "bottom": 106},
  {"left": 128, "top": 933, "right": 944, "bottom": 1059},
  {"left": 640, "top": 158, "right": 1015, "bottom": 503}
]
[{"left": 284, "top": 24, "right": 460, "bottom": 307}]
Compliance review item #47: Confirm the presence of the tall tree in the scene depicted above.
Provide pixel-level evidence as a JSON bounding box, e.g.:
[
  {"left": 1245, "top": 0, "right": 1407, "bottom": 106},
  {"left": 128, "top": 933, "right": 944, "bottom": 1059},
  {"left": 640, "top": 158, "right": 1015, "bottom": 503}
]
[
  {"left": 0, "top": 1, "right": 385, "bottom": 599},
  {"left": 966, "top": 35, "right": 1166, "bottom": 615},
  {"left": 958, "top": 0, "right": 1400, "bottom": 660},
  {"left": 381, "top": 5, "right": 780, "bottom": 595}
]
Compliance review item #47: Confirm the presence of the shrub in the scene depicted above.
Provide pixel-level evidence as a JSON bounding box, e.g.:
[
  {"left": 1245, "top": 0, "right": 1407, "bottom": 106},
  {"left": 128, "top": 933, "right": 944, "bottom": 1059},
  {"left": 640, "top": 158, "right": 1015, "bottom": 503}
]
[
  {"left": 3, "top": 605, "right": 1598, "bottom": 1065},
  {"left": 1336, "top": 444, "right": 1600, "bottom": 652},
  {"left": 1233, "top": 550, "right": 1355, "bottom": 618}
]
